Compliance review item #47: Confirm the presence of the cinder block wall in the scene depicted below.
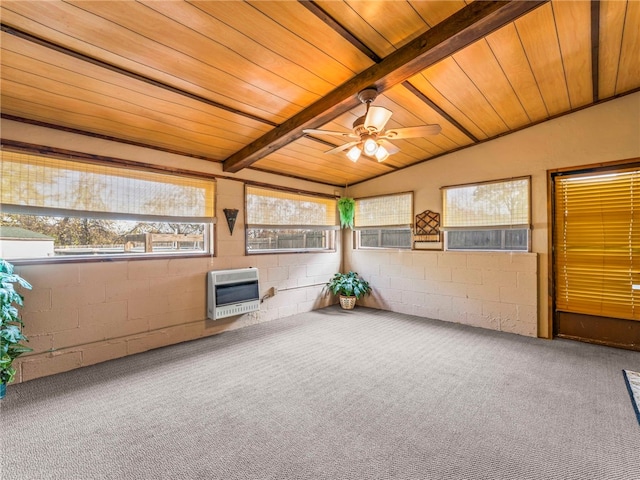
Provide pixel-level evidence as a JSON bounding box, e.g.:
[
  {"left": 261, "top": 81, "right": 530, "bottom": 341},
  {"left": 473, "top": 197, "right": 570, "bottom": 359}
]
[
  {"left": 12, "top": 177, "right": 340, "bottom": 383},
  {"left": 347, "top": 250, "right": 538, "bottom": 337}
]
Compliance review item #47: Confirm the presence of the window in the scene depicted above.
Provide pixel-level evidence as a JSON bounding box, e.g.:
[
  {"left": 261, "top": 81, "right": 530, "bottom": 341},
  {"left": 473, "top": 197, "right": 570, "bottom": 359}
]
[
  {"left": 245, "top": 186, "right": 337, "bottom": 253},
  {"left": 355, "top": 192, "right": 413, "bottom": 249},
  {"left": 442, "top": 177, "right": 530, "bottom": 251},
  {"left": 0, "top": 151, "right": 215, "bottom": 260}
]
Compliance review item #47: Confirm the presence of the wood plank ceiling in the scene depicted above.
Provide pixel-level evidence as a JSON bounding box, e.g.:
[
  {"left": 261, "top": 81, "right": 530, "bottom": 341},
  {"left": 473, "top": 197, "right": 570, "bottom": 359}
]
[{"left": 1, "top": 1, "right": 639, "bottom": 187}]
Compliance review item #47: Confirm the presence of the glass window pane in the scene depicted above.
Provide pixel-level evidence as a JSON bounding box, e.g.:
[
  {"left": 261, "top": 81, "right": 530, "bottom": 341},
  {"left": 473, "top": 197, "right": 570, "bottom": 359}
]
[
  {"left": 247, "top": 229, "right": 332, "bottom": 252},
  {"left": 246, "top": 186, "right": 336, "bottom": 227},
  {"left": 442, "top": 178, "right": 529, "bottom": 228},
  {"left": 0, "top": 214, "right": 210, "bottom": 260},
  {"left": 355, "top": 193, "right": 412, "bottom": 228},
  {"left": 358, "top": 228, "right": 412, "bottom": 249},
  {"left": 445, "top": 229, "right": 528, "bottom": 251},
  {"left": 1, "top": 151, "right": 215, "bottom": 222}
]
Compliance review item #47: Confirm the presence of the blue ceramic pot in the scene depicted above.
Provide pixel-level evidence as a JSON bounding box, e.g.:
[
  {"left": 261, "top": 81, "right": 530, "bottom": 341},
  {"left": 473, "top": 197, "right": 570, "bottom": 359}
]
[{"left": 0, "top": 382, "right": 6, "bottom": 399}]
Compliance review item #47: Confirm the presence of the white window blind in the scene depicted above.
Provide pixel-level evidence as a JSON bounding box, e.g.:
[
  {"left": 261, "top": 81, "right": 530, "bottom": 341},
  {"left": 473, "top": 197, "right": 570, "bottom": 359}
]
[
  {"left": 1, "top": 151, "right": 215, "bottom": 222},
  {"left": 442, "top": 178, "right": 530, "bottom": 229},
  {"left": 245, "top": 186, "right": 336, "bottom": 228},
  {"left": 354, "top": 192, "right": 413, "bottom": 228},
  {"left": 554, "top": 169, "right": 639, "bottom": 321}
]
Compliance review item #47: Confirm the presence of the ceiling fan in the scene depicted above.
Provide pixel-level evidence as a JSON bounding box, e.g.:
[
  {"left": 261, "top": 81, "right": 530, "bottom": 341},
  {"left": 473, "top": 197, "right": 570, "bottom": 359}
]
[{"left": 303, "top": 88, "right": 441, "bottom": 163}]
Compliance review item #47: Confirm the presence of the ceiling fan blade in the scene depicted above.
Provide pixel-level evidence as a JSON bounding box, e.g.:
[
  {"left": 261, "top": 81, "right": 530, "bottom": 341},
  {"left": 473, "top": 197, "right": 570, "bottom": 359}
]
[
  {"left": 324, "top": 141, "right": 360, "bottom": 155},
  {"left": 380, "top": 124, "right": 442, "bottom": 139},
  {"left": 378, "top": 139, "right": 400, "bottom": 155},
  {"left": 364, "top": 106, "right": 392, "bottom": 132},
  {"left": 303, "top": 128, "right": 358, "bottom": 139}
]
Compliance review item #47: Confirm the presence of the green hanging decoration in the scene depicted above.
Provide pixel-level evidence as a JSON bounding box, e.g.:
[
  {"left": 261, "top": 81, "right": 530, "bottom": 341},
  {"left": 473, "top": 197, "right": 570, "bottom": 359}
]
[{"left": 337, "top": 197, "right": 355, "bottom": 229}]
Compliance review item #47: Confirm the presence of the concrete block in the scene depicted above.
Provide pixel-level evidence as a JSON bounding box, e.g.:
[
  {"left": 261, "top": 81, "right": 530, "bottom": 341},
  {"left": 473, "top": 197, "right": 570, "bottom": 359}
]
[
  {"left": 79, "top": 261, "right": 127, "bottom": 284},
  {"left": 127, "top": 259, "right": 170, "bottom": 279},
  {"left": 52, "top": 283, "right": 106, "bottom": 308},
  {"left": 467, "top": 284, "right": 500, "bottom": 301},
  {"left": 452, "top": 267, "right": 482, "bottom": 285},
  {"left": 437, "top": 252, "right": 468, "bottom": 268},
  {"left": 481, "top": 269, "right": 517, "bottom": 287},
  {"left": 499, "top": 285, "right": 536, "bottom": 306},
  {"left": 452, "top": 297, "right": 483, "bottom": 316},
  {"left": 106, "top": 278, "right": 150, "bottom": 302},
  {"left": 18, "top": 263, "right": 78, "bottom": 288},
  {"left": 22, "top": 287, "right": 51, "bottom": 312},
  {"left": 424, "top": 267, "right": 452, "bottom": 282},
  {"left": 82, "top": 340, "right": 128, "bottom": 366},
  {"left": 51, "top": 325, "right": 111, "bottom": 351},
  {"left": 400, "top": 264, "right": 425, "bottom": 280},
  {"left": 401, "top": 290, "right": 425, "bottom": 307},
  {"left": 465, "top": 312, "right": 500, "bottom": 330},
  {"left": 434, "top": 281, "right": 467, "bottom": 298},
  {"left": 21, "top": 334, "right": 53, "bottom": 354},
  {"left": 380, "top": 263, "right": 403, "bottom": 277},
  {"left": 278, "top": 304, "right": 298, "bottom": 319},
  {"left": 128, "top": 295, "right": 170, "bottom": 320},
  {"left": 406, "top": 252, "right": 438, "bottom": 268},
  {"left": 20, "top": 350, "right": 83, "bottom": 382},
  {"left": 78, "top": 300, "right": 128, "bottom": 327},
  {"left": 126, "top": 327, "right": 186, "bottom": 356},
  {"left": 24, "top": 307, "right": 79, "bottom": 336},
  {"left": 265, "top": 265, "right": 288, "bottom": 282}
]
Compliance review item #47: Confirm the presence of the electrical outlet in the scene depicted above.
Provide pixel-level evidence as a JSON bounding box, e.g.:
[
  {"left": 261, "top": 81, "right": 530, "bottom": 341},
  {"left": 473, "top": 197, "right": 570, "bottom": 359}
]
[{"left": 271, "top": 286, "right": 278, "bottom": 296}]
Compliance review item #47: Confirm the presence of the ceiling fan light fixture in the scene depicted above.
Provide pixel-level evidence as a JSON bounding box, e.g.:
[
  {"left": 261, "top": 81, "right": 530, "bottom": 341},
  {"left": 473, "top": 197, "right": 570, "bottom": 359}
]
[
  {"left": 363, "top": 136, "right": 378, "bottom": 156},
  {"left": 365, "top": 106, "right": 393, "bottom": 131},
  {"left": 346, "top": 145, "right": 362, "bottom": 162},
  {"left": 374, "top": 145, "right": 389, "bottom": 162}
]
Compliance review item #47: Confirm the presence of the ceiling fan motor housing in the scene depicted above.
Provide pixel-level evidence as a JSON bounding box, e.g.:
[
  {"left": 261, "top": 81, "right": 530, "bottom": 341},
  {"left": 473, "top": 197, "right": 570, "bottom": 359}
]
[
  {"left": 352, "top": 115, "right": 369, "bottom": 135},
  {"left": 357, "top": 87, "right": 379, "bottom": 105}
]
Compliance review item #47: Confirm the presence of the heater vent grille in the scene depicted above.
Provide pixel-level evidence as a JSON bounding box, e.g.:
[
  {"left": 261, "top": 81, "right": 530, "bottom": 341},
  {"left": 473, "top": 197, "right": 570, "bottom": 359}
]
[{"left": 207, "top": 268, "right": 260, "bottom": 320}]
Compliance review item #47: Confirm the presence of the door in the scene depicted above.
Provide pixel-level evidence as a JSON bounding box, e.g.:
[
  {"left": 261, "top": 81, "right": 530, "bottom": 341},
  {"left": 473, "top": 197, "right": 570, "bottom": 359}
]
[{"left": 552, "top": 165, "right": 640, "bottom": 350}]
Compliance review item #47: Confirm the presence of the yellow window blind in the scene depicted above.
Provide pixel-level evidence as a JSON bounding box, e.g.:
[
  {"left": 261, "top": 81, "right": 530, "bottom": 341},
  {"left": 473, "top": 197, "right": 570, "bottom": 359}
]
[
  {"left": 245, "top": 186, "right": 336, "bottom": 228},
  {"left": 0, "top": 151, "right": 215, "bottom": 222},
  {"left": 554, "top": 169, "right": 640, "bottom": 321},
  {"left": 354, "top": 192, "right": 413, "bottom": 228}
]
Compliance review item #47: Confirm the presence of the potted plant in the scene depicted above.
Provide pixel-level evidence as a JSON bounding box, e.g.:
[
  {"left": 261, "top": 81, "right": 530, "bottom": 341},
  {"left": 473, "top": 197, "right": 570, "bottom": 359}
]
[
  {"left": 0, "top": 259, "right": 32, "bottom": 399},
  {"left": 326, "top": 271, "right": 371, "bottom": 310}
]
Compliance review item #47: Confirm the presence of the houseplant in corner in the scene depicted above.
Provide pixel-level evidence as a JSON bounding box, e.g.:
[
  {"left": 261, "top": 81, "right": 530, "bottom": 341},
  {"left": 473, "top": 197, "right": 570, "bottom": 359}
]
[
  {"left": 327, "top": 271, "right": 371, "bottom": 310},
  {"left": 0, "top": 259, "right": 32, "bottom": 399}
]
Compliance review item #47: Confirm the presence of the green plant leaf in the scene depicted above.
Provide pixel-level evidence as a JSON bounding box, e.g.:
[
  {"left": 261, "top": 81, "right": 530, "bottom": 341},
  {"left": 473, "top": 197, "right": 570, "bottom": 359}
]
[{"left": 1, "top": 325, "right": 26, "bottom": 343}]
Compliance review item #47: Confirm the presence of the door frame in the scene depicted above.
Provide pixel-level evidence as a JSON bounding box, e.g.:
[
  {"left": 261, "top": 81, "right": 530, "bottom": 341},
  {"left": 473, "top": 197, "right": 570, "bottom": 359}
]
[{"left": 547, "top": 157, "right": 640, "bottom": 350}]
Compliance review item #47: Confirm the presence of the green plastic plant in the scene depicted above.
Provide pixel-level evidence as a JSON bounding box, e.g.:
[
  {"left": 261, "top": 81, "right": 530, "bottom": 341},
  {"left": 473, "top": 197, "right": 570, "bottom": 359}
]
[
  {"left": 326, "top": 271, "right": 371, "bottom": 299},
  {"left": 337, "top": 197, "right": 355, "bottom": 229},
  {"left": 0, "top": 259, "right": 32, "bottom": 387}
]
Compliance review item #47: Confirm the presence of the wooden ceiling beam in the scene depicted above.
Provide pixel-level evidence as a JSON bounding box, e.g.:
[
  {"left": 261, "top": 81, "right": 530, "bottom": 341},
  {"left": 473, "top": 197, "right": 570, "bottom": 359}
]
[
  {"left": 223, "top": 0, "right": 547, "bottom": 173},
  {"left": 591, "top": 1, "right": 601, "bottom": 102},
  {"left": 299, "top": 1, "right": 382, "bottom": 63}
]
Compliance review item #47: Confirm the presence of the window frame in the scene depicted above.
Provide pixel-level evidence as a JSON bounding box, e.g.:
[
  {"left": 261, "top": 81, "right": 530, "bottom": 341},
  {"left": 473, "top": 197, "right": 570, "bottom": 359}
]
[
  {"left": 0, "top": 149, "right": 216, "bottom": 263},
  {"left": 354, "top": 192, "right": 414, "bottom": 250},
  {"left": 441, "top": 176, "right": 531, "bottom": 252},
  {"left": 244, "top": 185, "right": 338, "bottom": 254}
]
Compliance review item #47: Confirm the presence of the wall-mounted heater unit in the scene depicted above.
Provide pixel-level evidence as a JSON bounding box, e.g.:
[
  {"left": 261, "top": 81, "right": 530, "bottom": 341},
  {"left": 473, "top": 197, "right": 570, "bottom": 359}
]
[{"left": 207, "top": 267, "right": 260, "bottom": 320}]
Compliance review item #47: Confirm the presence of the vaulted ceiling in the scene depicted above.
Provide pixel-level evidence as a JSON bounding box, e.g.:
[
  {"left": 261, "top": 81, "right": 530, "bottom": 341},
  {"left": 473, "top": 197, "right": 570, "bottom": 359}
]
[{"left": 1, "top": 1, "right": 639, "bottom": 187}]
